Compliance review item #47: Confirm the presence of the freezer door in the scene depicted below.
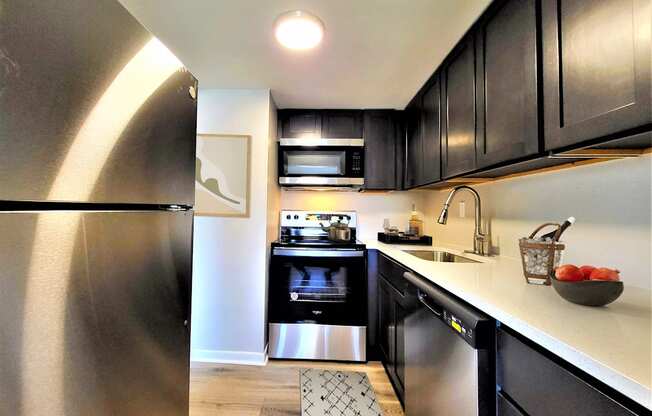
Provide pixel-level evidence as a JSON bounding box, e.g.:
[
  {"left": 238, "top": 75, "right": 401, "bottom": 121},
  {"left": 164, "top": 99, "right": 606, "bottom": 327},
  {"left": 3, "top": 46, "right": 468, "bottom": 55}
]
[
  {"left": 0, "top": 210, "right": 193, "bottom": 416},
  {"left": 0, "top": 0, "right": 197, "bottom": 205}
]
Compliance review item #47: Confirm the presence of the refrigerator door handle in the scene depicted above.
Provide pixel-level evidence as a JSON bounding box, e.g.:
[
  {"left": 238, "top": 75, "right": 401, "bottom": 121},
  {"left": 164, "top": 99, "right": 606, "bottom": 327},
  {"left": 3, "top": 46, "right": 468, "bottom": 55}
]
[{"left": 166, "top": 205, "right": 192, "bottom": 211}]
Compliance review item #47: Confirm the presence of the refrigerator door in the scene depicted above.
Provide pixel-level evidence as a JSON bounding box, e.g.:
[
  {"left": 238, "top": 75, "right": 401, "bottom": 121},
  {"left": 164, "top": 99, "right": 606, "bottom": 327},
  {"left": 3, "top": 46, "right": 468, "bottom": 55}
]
[
  {"left": 0, "top": 210, "right": 193, "bottom": 416},
  {"left": 0, "top": 0, "right": 197, "bottom": 205}
]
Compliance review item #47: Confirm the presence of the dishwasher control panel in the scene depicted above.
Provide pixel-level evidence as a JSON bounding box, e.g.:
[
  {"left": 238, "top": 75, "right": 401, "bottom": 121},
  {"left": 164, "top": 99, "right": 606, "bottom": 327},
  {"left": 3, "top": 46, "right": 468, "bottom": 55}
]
[{"left": 444, "top": 311, "right": 475, "bottom": 343}]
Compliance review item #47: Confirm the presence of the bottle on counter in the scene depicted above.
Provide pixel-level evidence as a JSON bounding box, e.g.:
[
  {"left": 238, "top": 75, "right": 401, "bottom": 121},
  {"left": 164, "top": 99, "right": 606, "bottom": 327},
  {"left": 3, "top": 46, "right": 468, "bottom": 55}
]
[
  {"left": 539, "top": 217, "right": 576, "bottom": 241},
  {"left": 408, "top": 204, "right": 423, "bottom": 237}
]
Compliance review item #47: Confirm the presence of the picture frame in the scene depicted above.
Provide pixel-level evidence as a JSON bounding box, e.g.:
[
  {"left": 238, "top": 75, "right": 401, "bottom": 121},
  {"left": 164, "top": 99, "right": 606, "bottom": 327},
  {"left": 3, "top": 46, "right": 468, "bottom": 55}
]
[{"left": 195, "top": 133, "right": 251, "bottom": 217}]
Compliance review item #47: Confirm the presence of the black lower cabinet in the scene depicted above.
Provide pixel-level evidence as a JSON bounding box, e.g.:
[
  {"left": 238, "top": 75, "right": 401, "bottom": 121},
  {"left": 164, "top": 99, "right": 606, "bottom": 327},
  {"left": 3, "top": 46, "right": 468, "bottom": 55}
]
[
  {"left": 496, "top": 391, "right": 525, "bottom": 416},
  {"left": 377, "top": 254, "right": 418, "bottom": 406},
  {"left": 378, "top": 276, "right": 395, "bottom": 366},
  {"left": 497, "top": 327, "right": 642, "bottom": 416}
]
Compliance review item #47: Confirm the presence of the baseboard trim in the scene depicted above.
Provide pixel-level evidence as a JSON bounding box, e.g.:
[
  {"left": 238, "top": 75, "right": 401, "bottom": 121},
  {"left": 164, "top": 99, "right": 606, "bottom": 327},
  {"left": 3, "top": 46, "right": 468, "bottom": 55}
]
[{"left": 191, "top": 346, "right": 268, "bottom": 366}]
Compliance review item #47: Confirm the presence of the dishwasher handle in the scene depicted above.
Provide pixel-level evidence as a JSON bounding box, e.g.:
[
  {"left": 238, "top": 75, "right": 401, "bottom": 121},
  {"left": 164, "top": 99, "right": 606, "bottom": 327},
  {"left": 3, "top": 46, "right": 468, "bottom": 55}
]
[
  {"left": 403, "top": 270, "right": 494, "bottom": 350},
  {"left": 418, "top": 290, "right": 443, "bottom": 318}
]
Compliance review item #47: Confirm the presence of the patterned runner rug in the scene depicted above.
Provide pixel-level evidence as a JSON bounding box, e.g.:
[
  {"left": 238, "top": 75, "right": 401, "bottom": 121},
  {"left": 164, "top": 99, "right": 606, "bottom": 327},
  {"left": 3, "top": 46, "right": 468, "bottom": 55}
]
[{"left": 300, "top": 369, "right": 384, "bottom": 416}]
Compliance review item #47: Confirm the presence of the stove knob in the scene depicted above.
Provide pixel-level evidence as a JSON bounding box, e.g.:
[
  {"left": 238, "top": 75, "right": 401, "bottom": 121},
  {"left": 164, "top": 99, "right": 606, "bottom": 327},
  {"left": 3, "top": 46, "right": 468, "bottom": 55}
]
[
  {"left": 294, "top": 215, "right": 299, "bottom": 220},
  {"left": 286, "top": 214, "right": 291, "bottom": 220}
]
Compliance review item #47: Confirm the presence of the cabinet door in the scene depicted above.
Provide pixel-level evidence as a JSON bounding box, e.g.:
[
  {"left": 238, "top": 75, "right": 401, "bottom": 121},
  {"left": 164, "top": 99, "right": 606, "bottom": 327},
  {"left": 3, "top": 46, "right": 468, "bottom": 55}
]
[
  {"left": 279, "top": 110, "right": 322, "bottom": 138},
  {"left": 497, "top": 328, "right": 638, "bottom": 416},
  {"left": 476, "top": 0, "right": 540, "bottom": 168},
  {"left": 442, "top": 35, "right": 477, "bottom": 178},
  {"left": 378, "top": 277, "right": 395, "bottom": 367},
  {"left": 394, "top": 278, "right": 417, "bottom": 404},
  {"left": 363, "top": 111, "right": 397, "bottom": 190},
  {"left": 497, "top": 391, "right": 526, "bottom": 416},
  {"left": 542, "top": 0, "right": 651, "bottom": 150},
  {"left": 395, "top": 113, "right": 406, "bottom": 190},
  {"left": 421, "top": 75, "right": 442, "bottom": 183},
  {"left": 405, "top": 96, "right": 423, "bottom": 188},
  {"left": 322, "top": 110, "right": 363, "bottom": 138},
  {"left": 394, "top": 300, "right": 408, "bottom": 393}
]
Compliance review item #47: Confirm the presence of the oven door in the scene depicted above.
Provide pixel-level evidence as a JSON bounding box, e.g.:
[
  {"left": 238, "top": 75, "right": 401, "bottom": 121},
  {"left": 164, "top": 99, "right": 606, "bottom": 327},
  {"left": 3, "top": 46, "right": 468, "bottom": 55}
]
[
  {"left": 269, "top": 247, "right": 367, "bottom": 326},
  {"left": 278, "top": 139, "right": 364, "bottom": 186}
]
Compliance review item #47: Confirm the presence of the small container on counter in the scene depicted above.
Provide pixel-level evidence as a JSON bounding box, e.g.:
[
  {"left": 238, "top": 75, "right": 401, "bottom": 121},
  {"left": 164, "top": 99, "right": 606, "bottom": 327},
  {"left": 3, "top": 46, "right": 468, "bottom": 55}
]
[{"left": 519, "top": 223, "right": 565, "bottom": 285}]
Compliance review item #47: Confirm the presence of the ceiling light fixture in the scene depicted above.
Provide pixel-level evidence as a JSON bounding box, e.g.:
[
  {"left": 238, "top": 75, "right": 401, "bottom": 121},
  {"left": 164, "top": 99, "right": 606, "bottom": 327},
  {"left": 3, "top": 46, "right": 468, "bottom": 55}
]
[{"left": 274, "top": 10, "right": 324, "bottom": 50}]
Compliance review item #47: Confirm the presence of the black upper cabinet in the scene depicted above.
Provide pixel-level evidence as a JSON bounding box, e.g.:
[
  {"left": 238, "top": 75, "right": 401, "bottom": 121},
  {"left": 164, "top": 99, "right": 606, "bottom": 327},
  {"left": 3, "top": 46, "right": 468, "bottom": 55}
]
[
  {"left": 476, "top": 0, "right": 540, "bottom": 168},
  {"left": 421, "top": 74, "right": 442, "bottom": 183},
  {"left": 279, "top": 110, "right": 322, "bottom": 138},
  {"left": 279, "top": 109, "right": 364, "bottom": 139},
  {"left": 405, "top": 95, "right": 424, "bottom": 188},
  {"left": 542, "top": 0, "right": 652, "bottom": 151},
  {"left": 442, "top": 35, "right": 478, "bottom": 178},
  {"left": 363, "top": 110, "right": 398, "bottom": 190},
  {"left": 394, "top": 114, "right": 406, "bottom": 190},
  {"left": 322, "top": 110, "right": 363, "bottom": 138}
]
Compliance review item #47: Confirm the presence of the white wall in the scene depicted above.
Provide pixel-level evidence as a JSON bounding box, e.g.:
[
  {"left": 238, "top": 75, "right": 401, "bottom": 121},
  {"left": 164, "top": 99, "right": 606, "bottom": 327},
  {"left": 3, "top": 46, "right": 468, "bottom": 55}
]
[
  {"left": 191, "top": 89, "right": 276, "bottom": 365},
  {"left": 280, "top": 190, "right": 427, "bottom": 241},
  {"left": 264, "top": 97, "right": 280, "bottom": 343},
  {"left": 423, "top": 156, "right": 652, "bottom": 289}
]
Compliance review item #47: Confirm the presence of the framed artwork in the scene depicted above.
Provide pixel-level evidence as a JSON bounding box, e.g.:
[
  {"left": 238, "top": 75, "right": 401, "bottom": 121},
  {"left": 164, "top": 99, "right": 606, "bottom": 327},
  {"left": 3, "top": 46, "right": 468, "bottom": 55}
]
[{"left": 195, "top": 133, "right": 251, "bottom": 217}]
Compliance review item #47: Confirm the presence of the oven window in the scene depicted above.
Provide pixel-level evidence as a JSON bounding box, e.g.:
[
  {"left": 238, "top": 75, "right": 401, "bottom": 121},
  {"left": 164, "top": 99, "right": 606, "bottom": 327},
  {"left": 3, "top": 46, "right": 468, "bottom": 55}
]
[
  {"left": 288, "top": 264, "right": 349, "bottom": 303},
  {"left": 284, "top": 151, "right": 346, "bottom": 176}
]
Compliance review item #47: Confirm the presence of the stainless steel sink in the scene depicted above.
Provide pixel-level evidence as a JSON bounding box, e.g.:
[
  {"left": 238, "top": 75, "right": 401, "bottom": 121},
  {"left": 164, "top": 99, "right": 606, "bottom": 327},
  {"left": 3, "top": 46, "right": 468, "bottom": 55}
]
[{"left": 402, "top": 250, "right": 478, "bottom": 263}]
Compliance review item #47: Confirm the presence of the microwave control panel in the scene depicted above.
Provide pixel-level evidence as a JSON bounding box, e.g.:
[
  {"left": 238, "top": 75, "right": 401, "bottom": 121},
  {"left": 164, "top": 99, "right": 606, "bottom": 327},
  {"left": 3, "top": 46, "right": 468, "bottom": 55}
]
[{"left": 351, "top": 151, "right": 362, "bottom": 174}]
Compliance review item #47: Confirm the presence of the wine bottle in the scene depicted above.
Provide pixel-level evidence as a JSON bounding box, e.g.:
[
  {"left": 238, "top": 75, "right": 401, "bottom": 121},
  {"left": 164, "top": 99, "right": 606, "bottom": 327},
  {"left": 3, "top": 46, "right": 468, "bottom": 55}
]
[{"left": 540, "top": 217, "right": 575, "bottom": 241}]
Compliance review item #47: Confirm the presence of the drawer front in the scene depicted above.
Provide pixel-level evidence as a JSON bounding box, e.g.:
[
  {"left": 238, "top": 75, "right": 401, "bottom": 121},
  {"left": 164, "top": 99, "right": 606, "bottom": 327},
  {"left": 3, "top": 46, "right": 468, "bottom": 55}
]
[
  {"left": 378, "top": 253, "right": 409, "bottom": 295},
  {"left": 497, "top": 391, "right": 525, "bottom": 416},
  {"left": 497, "top": 328, "right": 637, "bottom": 416}
]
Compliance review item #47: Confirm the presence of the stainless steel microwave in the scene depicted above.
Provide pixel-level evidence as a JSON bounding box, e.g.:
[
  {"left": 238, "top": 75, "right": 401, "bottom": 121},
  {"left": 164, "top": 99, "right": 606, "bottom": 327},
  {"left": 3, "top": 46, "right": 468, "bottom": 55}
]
[{"left": 278, "top": 138, "right": 364, "bottom": 188}]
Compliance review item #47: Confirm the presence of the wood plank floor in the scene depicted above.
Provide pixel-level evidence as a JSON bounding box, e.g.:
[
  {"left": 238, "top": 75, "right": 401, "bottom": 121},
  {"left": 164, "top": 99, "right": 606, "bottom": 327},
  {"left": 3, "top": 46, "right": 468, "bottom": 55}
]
[{"left": 190, "top": 360, "right": 404, "bottom": 416}]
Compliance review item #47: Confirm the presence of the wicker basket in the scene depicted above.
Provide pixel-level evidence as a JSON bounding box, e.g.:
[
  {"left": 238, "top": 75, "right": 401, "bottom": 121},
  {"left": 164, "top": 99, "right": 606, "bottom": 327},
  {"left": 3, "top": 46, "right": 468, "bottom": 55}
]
[{"left": 519, "top": 223, "right": 566, "bottom": 285}]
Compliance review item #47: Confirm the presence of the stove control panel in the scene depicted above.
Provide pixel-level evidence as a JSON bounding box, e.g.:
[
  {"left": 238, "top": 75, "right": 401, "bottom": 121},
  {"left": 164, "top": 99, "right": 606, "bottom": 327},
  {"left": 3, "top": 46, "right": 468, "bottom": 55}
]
[{"left": 280, "top": 210, "right": 357, "bottom": 228}]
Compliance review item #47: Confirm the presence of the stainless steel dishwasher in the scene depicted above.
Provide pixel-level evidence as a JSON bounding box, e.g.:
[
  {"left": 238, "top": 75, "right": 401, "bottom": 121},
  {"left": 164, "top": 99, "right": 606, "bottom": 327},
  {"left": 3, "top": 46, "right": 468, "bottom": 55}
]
[{"left": 404, "top": 272, "right": 495, "bottom": 416}]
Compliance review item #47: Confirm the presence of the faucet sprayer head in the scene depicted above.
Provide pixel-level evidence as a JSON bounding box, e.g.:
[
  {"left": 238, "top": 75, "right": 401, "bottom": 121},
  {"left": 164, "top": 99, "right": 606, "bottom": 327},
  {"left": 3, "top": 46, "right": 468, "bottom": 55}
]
[{"left": 437, "top": 206, "right": 449, "bottom": 225}]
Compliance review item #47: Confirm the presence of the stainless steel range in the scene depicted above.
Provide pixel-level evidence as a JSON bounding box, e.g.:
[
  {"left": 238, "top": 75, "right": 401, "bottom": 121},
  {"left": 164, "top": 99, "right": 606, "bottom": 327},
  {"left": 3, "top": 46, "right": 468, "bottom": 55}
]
[{"left": 268, "top": 210, "right": 367, "bottom": 362}]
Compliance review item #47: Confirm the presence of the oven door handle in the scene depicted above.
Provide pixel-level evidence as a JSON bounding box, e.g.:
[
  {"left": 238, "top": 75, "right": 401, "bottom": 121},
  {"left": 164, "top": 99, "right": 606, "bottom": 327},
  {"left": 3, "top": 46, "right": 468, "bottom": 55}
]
[{"left": 273, "top": 248, "right": 365, "bottom": 257}]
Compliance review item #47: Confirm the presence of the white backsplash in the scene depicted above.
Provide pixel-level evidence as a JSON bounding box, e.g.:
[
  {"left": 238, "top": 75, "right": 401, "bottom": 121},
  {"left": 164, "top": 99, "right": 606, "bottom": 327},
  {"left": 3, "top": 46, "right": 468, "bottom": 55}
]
[
  {"left": 423, "top": 155, "right": 652, "bottom": 290},
  {"left": 279, "top": 189, "right": 427, "bottom": 242}
]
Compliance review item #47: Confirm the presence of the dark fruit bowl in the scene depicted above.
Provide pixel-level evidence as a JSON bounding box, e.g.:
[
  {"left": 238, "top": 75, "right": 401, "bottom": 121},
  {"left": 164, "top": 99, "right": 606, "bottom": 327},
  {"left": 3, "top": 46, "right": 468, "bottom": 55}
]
[{"left": 550, "top": 276, "right": 624, "bottom": 307}]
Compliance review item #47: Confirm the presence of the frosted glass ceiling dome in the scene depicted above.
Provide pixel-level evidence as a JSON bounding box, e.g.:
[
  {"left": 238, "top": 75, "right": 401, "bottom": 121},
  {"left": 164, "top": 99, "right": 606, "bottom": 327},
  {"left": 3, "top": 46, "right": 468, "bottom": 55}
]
[{"left": 274, "top": 10, "right": 325, "bottom": 50}]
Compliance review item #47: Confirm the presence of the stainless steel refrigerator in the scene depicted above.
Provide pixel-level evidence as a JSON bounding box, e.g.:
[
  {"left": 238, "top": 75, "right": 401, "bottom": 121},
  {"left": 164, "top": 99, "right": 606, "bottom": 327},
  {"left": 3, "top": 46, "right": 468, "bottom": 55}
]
[{"left": 0, "top": 1, "right": 197, "bottom": 415}]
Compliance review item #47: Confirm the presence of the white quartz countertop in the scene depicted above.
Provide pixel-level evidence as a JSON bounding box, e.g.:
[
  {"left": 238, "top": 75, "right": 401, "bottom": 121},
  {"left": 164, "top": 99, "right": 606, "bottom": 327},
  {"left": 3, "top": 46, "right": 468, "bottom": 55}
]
[{"left": 364, "top": 240, "right": 652, "bottom": 410}]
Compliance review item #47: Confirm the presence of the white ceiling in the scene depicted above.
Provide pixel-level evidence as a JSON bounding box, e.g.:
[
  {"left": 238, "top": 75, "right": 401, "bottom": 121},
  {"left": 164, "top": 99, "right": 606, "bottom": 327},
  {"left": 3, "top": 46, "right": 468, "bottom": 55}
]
[{"left": 118, "top": 0, "right": 491, "bottom": 109}]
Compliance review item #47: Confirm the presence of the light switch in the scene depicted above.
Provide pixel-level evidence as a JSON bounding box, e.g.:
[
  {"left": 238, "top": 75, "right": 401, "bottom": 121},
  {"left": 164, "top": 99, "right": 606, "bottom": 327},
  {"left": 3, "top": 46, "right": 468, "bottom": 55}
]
[{"left": 459, "top": 201, "right": 466, "bottom": 218}]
